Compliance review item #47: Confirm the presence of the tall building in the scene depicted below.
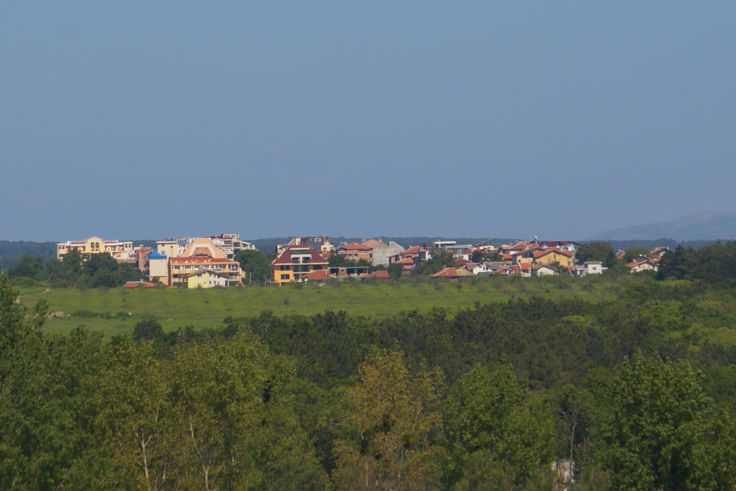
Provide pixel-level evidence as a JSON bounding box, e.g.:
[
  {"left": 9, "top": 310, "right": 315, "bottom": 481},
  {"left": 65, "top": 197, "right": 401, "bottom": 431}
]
[{"left": 56, "top": 236, "right": 133, "bottom": 262}]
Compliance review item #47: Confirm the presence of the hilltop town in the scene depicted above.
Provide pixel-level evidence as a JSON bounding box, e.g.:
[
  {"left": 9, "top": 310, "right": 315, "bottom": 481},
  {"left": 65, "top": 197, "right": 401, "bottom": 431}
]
[{"left": 52, "top": 233, "right": 668, "bottom": 288}]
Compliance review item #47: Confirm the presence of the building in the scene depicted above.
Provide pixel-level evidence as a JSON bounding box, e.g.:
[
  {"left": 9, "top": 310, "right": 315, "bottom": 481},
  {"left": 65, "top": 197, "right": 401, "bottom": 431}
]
[
  {"left": 207, "top": 233, "right": 256, "bottom": 260},
  {"left": 272, "top": 245, "right": 329, "bottom": 285},
  {"left": 626, "top": 259, "right": 658, "bottom": 273},
  {"left": 370, "top": 240, "right": 405, "bottom": 267},
  {"left": 182, "top": 269, "right": 231, "bottom": 288},
  {"left": 156, "top": 239, "right": 189, "bottom": 258},
  {"left": 574, "top": 261, "right": 606, "bottom": 276},
  {"left": 337, "top": 242, "right": 374, "bottom": 263},
  {"left": 531, "top": 249, "right": 575, "bottom": 268},
  {"left": 56, "top": 236, "right": 134, "bottom": 262},
  {"left": 147, "top": 251, "right": 169, "bottom": 285},
  {"left": 169, "top": 255, "right": 242, "bottom": 287},
  {"left": 277, "top": 236, "right": 335, "bottom": 257}
]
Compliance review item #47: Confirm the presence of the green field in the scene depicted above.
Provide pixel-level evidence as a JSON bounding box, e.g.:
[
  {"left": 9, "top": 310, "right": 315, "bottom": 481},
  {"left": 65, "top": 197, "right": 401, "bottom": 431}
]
[{"left": 19, "top": 274, "right": 646, "bottom": 338}]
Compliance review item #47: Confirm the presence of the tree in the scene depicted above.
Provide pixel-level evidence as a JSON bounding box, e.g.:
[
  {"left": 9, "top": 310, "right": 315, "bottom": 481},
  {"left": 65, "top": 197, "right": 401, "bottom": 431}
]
[
  {"left": 8, "top": 254, "right": 44, "bottom": 280},
  {"left": 576, "top": 242, "right": 617, "bottom": 268},
  {"left": 623, "top": 247, "right": 650, "bottom": 263},
  {"left": 601, "top": 351, "right": 722, "bottom": 489},
  {"left": 167, "top": 333, "right": 327, "bottom": 489},
  {"left": 444, "top": 363, "right": 554, "bottom": 489},
  {"left": 235, "top": 249, "right": 273, "bottom": 285},
  {"left": 133, "top": 318, "right": 164, "bottom": 341},
  {"left": 412, "top": 249, "right": 456, "bottom": 276},
  {"left": 332, "top": 349, "right": 444, "bottom": 490}
]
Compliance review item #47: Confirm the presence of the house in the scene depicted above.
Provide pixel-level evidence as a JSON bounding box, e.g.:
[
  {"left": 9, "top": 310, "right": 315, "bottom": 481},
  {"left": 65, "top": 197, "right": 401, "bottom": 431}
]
[
  {"left": 134, "top": 247, "right": 153, "bottom": 272},
  {"left": 180, "top": 238, "right": 228, "bottom": 259},
  {"left": 278, "top": 236, "right": 335, "bottom": 257},
  {"left": 431, "top": 267, "right": 474, "bottom": 279},
  {"left": 56, "top": 237, "right": 134, "bottom": 262},
  {"left": 575, "top": 261, "right": 606, "bottom": 276},
  {"left": 329, "top": 265, "right": 370, "bottom": 278},
  {"left": 147, "top": 251, "right": 169, "bottom": 285},
  {"left": 169, "top": 255, "right": 242, "bottom": 286},
  {"left": 388, "top": 246, "right": 432, "bottom": 266},
  {"left": 272, "top": 245, "right": 328, "bottom": 285},
  {"left": 626, "top": 259, "right": 658, "bottom": 273},
  {"left": 533, "top": 264, "right": 558, "bottom": 277},
  {"left": 337, "top": 242, "right": 374, "bottom": 263},
  {"left": 369, "top": 240, "right": 405, "bottom": 266},
  {"left": 305, "top": 269, "right": 331, "bottom": 282},
  {"left": 182, "top": 269, "right": 231, "bottom": 288},
  {"left": 531, "top": 249, "right": 575, "bottom": 268},
  {"left": 207, "top": 233, "right": 256, "bottom": 260}
]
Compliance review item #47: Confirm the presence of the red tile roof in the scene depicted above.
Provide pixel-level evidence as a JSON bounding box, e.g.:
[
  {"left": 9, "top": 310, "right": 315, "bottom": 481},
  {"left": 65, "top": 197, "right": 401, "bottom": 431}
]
[
  {"left": 122, "top": 281, "right": 156, "bottom": 288},
  {"left": 307, "top": 269, "right": 330, "bottom": 281},
  {"left": 339, "top": 242, "right": 373, "bottom": 251},
  {"left": 371, "top": 270, "right": 390, "bottom": 279},
  {"left": 273, "top": 245, "right": 328, "bottom": 266}
]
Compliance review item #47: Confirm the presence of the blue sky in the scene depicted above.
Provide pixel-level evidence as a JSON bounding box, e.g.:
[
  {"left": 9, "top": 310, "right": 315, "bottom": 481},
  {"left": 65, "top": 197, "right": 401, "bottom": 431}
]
[{"left": 2, "top": 1, "right": 735, "bottom": 241}]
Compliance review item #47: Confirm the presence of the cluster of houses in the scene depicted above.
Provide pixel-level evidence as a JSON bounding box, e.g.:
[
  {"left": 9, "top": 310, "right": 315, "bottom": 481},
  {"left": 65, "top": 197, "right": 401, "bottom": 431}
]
[
  {"left": 55, "top": 234, "right": 669, "bottom": 288},
  {"left": 56, "top": 234, "right": 253, "bottom": 288}
]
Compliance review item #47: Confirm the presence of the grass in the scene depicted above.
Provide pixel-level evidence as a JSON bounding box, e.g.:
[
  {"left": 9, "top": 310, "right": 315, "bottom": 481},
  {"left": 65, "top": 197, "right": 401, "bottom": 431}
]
[{"left": 18, "top": 274, "right": 650, "bottom": 339}]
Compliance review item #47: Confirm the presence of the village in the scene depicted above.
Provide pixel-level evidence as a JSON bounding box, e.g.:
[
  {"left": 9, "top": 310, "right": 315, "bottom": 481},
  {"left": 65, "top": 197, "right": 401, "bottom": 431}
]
[{"left": 54, "top": 234, "right": 668, "bottom": 289}]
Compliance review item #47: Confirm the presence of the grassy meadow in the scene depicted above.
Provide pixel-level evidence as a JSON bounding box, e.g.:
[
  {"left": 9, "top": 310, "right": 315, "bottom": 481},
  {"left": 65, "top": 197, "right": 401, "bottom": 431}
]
[{"left": 19, "top": 274, "right": 646, "bottom": 338}]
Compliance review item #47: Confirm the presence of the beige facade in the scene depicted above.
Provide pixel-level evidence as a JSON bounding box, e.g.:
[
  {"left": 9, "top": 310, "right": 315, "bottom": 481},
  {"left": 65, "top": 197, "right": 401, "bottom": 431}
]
[
  {"left": 56, "top": 237, "right": 133, "bottom": 261},
  {"left": 184, "top": 270, "right": 230, "bottom": 288}
]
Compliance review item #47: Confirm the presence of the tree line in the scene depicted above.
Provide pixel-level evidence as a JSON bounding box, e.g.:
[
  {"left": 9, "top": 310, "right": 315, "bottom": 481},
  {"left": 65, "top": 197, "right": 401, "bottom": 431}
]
[{"left": 3, "top": 271, "right": 736, "bottom": 489}]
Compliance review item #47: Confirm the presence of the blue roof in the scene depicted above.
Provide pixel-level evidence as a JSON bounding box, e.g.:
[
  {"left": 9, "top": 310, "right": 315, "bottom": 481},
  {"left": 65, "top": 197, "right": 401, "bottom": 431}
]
[{"left": 146, "top": 251, "right": 167, "bottom": 260}]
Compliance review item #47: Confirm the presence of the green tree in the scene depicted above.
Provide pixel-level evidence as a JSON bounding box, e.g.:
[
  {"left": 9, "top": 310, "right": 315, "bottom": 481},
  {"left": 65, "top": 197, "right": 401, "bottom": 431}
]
[
  {"left": 235, "top": 249, "right": 273, "bottom": 285},
  {"left": 332, "top": 349, "right": 445, "bottom": 490},
  {"left": 8, "top": 254, "right": 45, "bottom": 280},
  {"left": 89, "top": 339, "right": 171, "bottom": 490},
  {"left": 601, "top": 351, "right": 722, "bottom": 489},
  {"left": 133, "top": 318, "right": 164, "bottom": 341},
  {"left": 444, "top": 363, "right": 554, "bottom": 489},
  {"left": 623, "top": 247, "right": 650, "bottom": 263},
  {"left": 168, "top": 333, "right": 327, "bottom": 490},
  {"left": 576, "top": 242, "right": 617, "bottom": 268},
  {"left": 412, "top": 249, "right": 456, "bottom": 275}
]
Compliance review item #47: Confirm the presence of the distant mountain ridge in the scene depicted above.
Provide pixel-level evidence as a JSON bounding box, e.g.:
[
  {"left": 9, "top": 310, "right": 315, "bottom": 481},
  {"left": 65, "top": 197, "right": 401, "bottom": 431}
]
[{"left": 591, "top": 211, "right": 736, "bottom": 241}]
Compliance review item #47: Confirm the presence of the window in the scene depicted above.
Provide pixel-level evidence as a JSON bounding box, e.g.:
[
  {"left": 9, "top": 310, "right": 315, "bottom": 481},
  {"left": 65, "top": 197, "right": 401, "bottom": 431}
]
[{"left": 280, "top": 274, "right": 290, "bottom": 280}]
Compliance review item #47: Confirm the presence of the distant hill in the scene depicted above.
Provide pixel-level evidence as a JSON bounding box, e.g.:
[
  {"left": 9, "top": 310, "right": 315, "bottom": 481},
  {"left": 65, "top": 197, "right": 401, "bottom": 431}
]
[{"left": 591, "top": 211, "right": 736, "bottom": 241}]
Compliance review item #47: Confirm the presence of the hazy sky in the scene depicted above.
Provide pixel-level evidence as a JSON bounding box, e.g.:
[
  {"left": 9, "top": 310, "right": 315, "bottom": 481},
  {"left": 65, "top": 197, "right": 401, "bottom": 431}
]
[{"left": 2, "top": 1, "right": 735, "bottom": 241}]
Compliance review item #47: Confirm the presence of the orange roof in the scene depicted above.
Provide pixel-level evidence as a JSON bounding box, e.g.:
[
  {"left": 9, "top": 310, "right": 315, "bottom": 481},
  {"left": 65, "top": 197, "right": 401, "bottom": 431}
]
[
  {"left": 532, "top": 248, "right": 573, "bottom": 259},
  {"left": 122, "top": 281, "right": 156, "bottom": 288},
  {"left": 371, "top": 270, "right": 390, "bottom": 279},
  {"left": 432, "top": 267, "right": 473, "bottom": 278},
  {"left": 307, "top": 269, "right": 330, "bottom": 281},
  {"left": 339, "top": 242, "right": 373, "bottom": 251},
  {"left": 404, "top": 246, "right": 421, "bottom": 254},
  {"left": 395, "top": 257, "right": 414, "bottom": 265}
]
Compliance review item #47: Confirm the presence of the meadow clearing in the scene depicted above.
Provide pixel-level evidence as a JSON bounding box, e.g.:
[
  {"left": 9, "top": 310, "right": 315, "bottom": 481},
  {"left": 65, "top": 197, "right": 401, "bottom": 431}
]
[{"left": 19, "top": 274, "right": 644, "bottom": 338}]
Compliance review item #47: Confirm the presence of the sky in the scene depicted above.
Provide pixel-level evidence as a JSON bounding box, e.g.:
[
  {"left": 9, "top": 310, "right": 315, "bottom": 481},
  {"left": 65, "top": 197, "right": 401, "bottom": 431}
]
[{"left": 2, "top": 1, "right": 735, "bottom": 241}]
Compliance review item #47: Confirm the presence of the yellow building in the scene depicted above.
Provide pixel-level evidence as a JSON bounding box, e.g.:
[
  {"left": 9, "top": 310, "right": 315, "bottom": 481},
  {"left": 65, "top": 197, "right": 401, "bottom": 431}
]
[
  {"left": 183, "top": 270, "right": 231, "bottom": 288},
  {"left": 272, "top": 245, "right": 329, "bottom": 285},
  {"left": 56, "top": 236, "right": 133, "bottom": 261},
  {"left": 532, "top": 249, "right": 575, "bottom": 268}
]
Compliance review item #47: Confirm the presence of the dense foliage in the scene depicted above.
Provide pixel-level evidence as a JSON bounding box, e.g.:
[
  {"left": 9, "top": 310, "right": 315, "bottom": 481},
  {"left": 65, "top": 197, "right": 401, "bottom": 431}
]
[
  {"left": 658, "top": 241, "right": 736, "bottom": 287},
  {"left": 8, "top": 249, "right": 142, "bottom": 288},
  {"left": 3, "top": 263, "right": 736, "bottom": 488}
]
